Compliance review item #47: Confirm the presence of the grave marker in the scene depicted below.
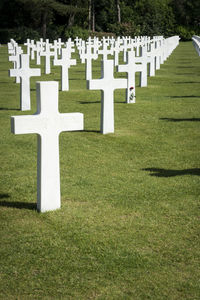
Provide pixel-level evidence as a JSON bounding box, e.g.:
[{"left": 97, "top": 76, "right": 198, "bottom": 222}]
[
  {"left": 117, "top": 51, "right": 136, "bottom": 103},
  {"left": 81, "top": 45, "right": 98, "bottom": 80},
  {"left": 11, "top": 81, "right": 84, "bottom": 212},
  {"left": 40, "top": 43, "right": 55, "bottom": 74},
  {"left": 9, "top": 54, "right": 41, "bottom": 111},
  {"left": 87, "top": 59, "right": 127, "bottom": 134},
  {"left": 53, "top": 48, "right": 76, "bottom": 91},
  {"left": 9, "top": 46, "right": 23, "bottom": 83}
]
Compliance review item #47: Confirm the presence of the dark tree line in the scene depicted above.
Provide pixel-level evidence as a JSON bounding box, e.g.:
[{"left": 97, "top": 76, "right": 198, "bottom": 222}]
[{"left": 0, "top": 0, "right": 199, "bottom": 42}]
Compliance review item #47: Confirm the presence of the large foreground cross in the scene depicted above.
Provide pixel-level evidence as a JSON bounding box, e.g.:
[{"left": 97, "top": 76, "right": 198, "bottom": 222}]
[
  {"left": 11, "top": 81, "right": 84, "bottom": 212},
  {"left": 87, "top": 60, "right": 126, "bottom": 134}
]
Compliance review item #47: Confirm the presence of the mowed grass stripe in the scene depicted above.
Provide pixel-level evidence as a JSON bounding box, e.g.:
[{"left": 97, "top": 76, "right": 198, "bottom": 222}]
[{"left": 0, "top": 41, "right": 199, "bottom": 299}]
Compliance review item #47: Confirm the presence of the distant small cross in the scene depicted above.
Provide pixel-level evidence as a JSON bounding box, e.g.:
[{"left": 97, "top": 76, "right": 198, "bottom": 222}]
[
  {"left": 9, "top": 54, "right": 41, "bottom": 110},
  {"left": 135, "top": 46, "right": 148, "bottom": 87},
  {"left": 81, "top": 45, "right": 98, "bottom": 80},
  {"left": 98, "top": 43, "right": 113, "bottom": 60},
  {"left": 54, "top": 48, "right": 76, "bottom": 91},
  {"left": 87, "top": 59, "right": 127, "bottom": 134},
  {"left": 24, "top": 39, "right": 34, "bottom": 56},
  {"left": 11, "top": 81, "right": 84, "bottom": 212},
  {"left": 40, "top": 43, "right": 55, "bottom": 74},
  {"left": 57, "top": 38, "right": 64, "bottom": 55},
  {"left": 113, "top": 41, "right": 122, "bottom": 66},
  {"left": 9, "top": 46, "right": 23, "bottom": 83}
]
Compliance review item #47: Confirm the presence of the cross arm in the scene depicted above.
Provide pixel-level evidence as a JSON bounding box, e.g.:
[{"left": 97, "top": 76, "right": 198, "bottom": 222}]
[
  {"left": 58, "top": 113, "right": 84, "bottom": 133},
  {"left": 113, "top": 78, "right": 127, "bottom": 90},
  {"left": 11, "top": 115, "right": 41, "bottom": 135},
  {"left": 117, "top": 64, "right": 128, "bottom": 73},
  {"left": 29, "top": 68, "right": 41, "bottom": 77},
  {"left": 70, "top": 59, "right": 76, "bottom": 66},
  {"left": 53, "top": 59, "right": 62, "bottom": 66},
  {"left": 9, "top": 69, "right": 21, "bottom": 78},
  {"left": 87, "top": 79, "right": 104, "bottom": 91}
]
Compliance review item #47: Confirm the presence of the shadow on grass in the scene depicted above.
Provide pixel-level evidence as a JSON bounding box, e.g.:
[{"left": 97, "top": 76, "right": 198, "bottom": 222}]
[
  {"left": 70, "top": 78, "right": 84, "bottom": 80},
  {"left": 0, "top": 107, "right": 20, "bottom": 111},
  {"left": 177, "top": 66, "right": 195, "bottom": 69},
  {"left": 160, "top": 117, "right": 200, "bottom": 122},
  {"left": 0, "top": 193, "right": 10, "bottom": 199},
  {"left": 0, "top": 194, "right": 37, "bottom": 210},
  {"left": 166, "top": 96, "right": 200, "bottom": 99},
  {"left": 174, "top": 82, "right": 200, "bottom": 84},
  {"left": 175, "top": 73, "right": 194, "bottom": 75},
  {"left": 142, "top": 168, "right": 200, "bottom": 177},
  {"left": 0, "top": 200, "right": 37, "bottom": 210},
  {"left": 79, "top": 101, "right": 100, "bottom": 104},
  {"left": 84, "top": 129, "right": 100, "bottom": 133}
]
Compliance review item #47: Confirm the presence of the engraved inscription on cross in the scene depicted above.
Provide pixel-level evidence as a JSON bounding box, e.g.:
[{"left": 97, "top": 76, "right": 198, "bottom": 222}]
[
  {"left": 87, "top": 59, "right": 127, "bottom": 134},
  {"left": 53, "top": 48, "right": 76, "bottom": 91},
  {"left": 9, "top": 54, "right": 41, "bottom": 111},
  {"left": 11, "top": 81, "right": 84, "bottom": 212}
]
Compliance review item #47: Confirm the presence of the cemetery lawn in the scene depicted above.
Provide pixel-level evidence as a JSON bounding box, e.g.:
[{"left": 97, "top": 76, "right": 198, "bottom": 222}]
[{"left": 0, "top": 41, "right": 200, "bottom": 299}]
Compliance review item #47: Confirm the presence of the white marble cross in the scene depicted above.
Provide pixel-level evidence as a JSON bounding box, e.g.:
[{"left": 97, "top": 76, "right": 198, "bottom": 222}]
[
  {"left": 98, "top": 43, "right": 113, "bottom": 60},
  {"left": 135, "top": 46, "right": 148, "bottom": 87},
  {"left": 9, "top": 54, "right": 41, "bottom": 111},
  {"left": 147, "top": 43, "right": 156, "bottom": 76},
  {"left": 8, "top": 42, "right": 16, "bottom": 55},
  {"left": 57, "top": 38, "right": 64, "bottom": 55},
  {"left": 30, "top": 42, "right": 37, "bottom": 60},
  {"left": 53, "top": 48, "right": 76, "bottom": 91},
  {"left": 122, "top": 38, "right": 128, "bottom": 62},
  {"left": 9, "top": 46, "right": 23, "bottom": 83},
  {"left": 117, "top": 51, "right": 136, "bottom": 103},
  {"left": 113, "top": 41, "right": 122, "bottom": 66},
  {"left": 35, "top": 41, "right": 43, "bottom": 65},
  {"left": 24, "top": 39, "right": 34, "bottom": 56},
  {"left": 81, "top": 45, "right": 98, "bottom": 80},
  {"left": 11, "top": 81, "right": 84, "bottom": 212},
  {"left": 87, "top": 59, "right": 127, "bottom": 134},
  {"left": 40, "top": 43, "right": 55, "bottom": 74}
]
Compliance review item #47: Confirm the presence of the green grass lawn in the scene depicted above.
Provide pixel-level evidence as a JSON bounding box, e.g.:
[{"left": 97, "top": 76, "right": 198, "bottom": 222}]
[{"left": 0, "top": 41, "right": 200, "bottom": 299}]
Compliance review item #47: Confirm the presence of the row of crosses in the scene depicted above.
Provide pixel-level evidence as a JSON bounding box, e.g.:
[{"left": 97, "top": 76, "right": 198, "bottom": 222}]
[{"left": 8, "top": 36, "right": 180, "bottom": 212}]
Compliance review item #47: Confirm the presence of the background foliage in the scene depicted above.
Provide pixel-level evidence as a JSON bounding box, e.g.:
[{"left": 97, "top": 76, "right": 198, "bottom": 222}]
[{"left": 0, "top": 0, "right": 200, "bottom": 42}]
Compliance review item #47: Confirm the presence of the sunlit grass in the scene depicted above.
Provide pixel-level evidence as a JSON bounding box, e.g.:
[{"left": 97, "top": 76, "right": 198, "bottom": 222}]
[{"left": 0, "top": 41, "right": 200, "bottom": 299}]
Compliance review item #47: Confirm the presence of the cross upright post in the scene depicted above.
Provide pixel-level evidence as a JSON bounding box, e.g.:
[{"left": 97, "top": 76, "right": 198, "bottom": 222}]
[
  {"left": 117, "top": 51, "right": 136, "bottom": 103},
  {"left": 135, "top": 45, "right": 148, "bottom": 87},
  {"left": 40, "top": 43, "right": 55, "bottom": 74},
  {"left": 113, "top": 41, "right": 122, "bottom": 66},
  {"left": 9, "top": 46, "right": 23, "bottom": 83},
  {"left": 122, "top": 38, "right": 128, "bottom": 62},
  {"left": 9, "top": 54, "right": 41, "bottom": 111},
  {"left": 11, "top": 81, "right": 84, "bottom": 212},
  {"left": 24, "top": 39, "right": 31, "bottom": 55},
  {"left": 53, "top": 48, "right": 76, "bottom": 91},
  {"left": 81, "top": 45, "right": 98, "bottom": 80},
  {"left": 57, "top": 38, "right": 64, "bottom": 55},
  {"left": 98, "top": 43, "right": 113, "bottom": 60},
  {"left": 87, "top": 59, "right": 127, "bottom": 134}
]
